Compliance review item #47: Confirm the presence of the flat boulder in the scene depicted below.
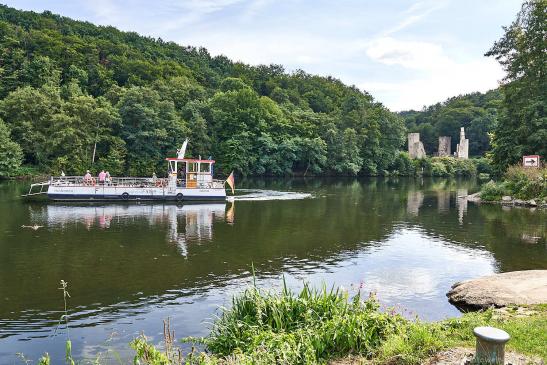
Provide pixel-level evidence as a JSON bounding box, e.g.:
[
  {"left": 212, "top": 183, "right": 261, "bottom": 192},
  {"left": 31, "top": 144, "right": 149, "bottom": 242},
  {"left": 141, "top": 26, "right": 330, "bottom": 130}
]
[
  {"left": 466, "top": 192, "right": 481, "bottom": 203},
  {"left": 447, "top": 270, "right": 547, "bottom": 309}
]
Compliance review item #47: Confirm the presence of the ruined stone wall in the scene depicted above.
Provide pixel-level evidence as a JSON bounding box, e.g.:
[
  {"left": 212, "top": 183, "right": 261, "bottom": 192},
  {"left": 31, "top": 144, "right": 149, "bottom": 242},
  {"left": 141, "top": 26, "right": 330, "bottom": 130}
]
[
  {"left": 408, "top": 133, "right": 426, "bottom": 159},
  {"left": 438, "top": 136, "right": 451, "bottom": 157},
  {"left": 456, "top": 127, "right": 469, "bottom": 159}
]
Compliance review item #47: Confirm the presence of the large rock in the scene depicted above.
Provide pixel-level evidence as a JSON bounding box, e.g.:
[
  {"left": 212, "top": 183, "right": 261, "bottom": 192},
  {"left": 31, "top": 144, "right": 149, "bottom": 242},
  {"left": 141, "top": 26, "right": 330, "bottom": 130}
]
[
  {"left": 466, "top": 192, "right": 481, "bottom": 203},
  {"left": 447, "top": 270, "right": 547, "bottom": 309}
]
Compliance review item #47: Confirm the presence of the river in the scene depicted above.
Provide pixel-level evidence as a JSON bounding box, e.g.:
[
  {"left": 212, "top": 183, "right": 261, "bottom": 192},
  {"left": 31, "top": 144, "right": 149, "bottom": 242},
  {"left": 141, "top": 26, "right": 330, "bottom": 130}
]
[{"left": 0, "top": 178, "right": 545, "bottom": 363}]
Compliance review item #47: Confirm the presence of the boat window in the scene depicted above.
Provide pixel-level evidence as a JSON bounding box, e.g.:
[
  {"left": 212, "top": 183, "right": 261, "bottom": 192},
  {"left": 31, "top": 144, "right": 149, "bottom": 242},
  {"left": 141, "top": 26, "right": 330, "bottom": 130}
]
[
  {"left": 200, "top": 163, "right": 211, "bottom": 173},
  {"left": 187, "top": 162, "right": 198, "bottom": 173}
]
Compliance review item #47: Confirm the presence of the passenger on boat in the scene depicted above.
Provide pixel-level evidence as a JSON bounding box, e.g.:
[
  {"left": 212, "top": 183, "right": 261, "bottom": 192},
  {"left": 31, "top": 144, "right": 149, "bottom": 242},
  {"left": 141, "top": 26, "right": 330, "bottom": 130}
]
[
  {"left": 98, "top": 170, "right": 106, "bottom": 185},
  {"left": 84, "top": 170, "right": 93, "bottom": 185},
  {"left": 105, "top": 171, "right": 111, "bottom": 185}
]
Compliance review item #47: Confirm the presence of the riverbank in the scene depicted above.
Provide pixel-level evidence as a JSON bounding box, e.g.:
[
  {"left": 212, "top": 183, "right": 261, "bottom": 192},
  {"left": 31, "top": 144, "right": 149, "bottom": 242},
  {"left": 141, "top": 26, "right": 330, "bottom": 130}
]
[
  {"left": 0, "top": 165, "right": 48, "bottom": 180},
  {"left": 476, "top": 166, "right": 546, "bottom": 207},
  {"left": 466, "top": 191, "right": 547, "bottom": 208},
  {"left": 36, "top": 282, "right": 545, "bottom": 365},
  {"left": 136, "top": 287, "right": 546, "bottom": 365}
]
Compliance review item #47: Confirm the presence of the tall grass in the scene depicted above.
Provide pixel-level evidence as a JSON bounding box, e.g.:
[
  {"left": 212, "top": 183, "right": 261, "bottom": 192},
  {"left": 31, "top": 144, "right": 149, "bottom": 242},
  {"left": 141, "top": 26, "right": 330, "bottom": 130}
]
[{"left": 195, "top": 280, "right": 403, "bottom": 364}]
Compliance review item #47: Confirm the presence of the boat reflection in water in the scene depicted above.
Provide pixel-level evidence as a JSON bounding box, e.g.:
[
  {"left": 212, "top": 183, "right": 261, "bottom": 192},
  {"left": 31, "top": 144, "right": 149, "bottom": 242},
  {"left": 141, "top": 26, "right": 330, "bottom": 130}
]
[{"left": 30, "top": 202, "right": 234, "bottom": 257}]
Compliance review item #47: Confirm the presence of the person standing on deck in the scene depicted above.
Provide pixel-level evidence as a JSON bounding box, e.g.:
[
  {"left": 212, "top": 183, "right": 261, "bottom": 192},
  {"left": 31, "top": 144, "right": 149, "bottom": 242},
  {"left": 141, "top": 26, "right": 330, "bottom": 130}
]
[
  {"left": 84, "top": 170, "right": 92, "bottom": 185},
  {"left": 105, "top": 171, "right": 111, "bottom": 185},
  {"left": 98, "top": 170, "right": 106, "bottom": 185}
]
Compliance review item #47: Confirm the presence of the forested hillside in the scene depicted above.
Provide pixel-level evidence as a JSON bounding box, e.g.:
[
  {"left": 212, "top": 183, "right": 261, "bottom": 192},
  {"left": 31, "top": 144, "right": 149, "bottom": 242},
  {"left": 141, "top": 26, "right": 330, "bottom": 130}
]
[
  {"left": 400, "top": 90, "right": 502, "bottom": 157},
  {"left": 0, "top": 4, "right": 404, "bottom": 177}
]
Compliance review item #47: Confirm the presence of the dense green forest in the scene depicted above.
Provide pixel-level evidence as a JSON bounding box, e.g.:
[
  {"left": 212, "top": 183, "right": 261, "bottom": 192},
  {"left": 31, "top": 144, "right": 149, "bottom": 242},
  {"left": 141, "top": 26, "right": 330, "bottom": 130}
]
[
  {"left": 400, "top": 90, "right": 502, "bottom": 157},
  {"left": 0, "top": 4, "right": 405, "bottom": 177},
  {"left": 485, "top": 0, "right": 546, "bottom": 173},
  {"left": 0, "top": 1, "right": 544, "bottom": 178}
]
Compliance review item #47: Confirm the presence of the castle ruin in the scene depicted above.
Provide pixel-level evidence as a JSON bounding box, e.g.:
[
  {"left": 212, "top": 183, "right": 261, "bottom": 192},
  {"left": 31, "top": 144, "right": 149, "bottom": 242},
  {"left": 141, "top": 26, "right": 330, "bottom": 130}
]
[
  {"left": 438, "top": 136, "right": 451, "bottom": 157},
  {"left": 455, "top": 127, "right": 469, "bottom": 159},
  {"left": 408, "top": 133, "right": 426, "bottom": 159}
]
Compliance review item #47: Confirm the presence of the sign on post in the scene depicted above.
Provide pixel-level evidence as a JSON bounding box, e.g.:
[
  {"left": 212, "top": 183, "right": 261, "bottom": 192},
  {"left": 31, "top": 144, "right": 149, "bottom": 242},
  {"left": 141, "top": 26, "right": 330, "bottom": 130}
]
[{"left": 522, "top": 155, "right": 541, "bottom": 168}]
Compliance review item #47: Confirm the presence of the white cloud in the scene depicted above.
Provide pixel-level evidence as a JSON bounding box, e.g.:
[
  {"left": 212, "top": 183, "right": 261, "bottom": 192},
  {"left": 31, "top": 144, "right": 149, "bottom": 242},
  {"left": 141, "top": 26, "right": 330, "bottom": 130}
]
[
  {"left": 83, "top": 0, "right": 124, "bottom": 25},
  {"left": 385, "top": 0, "right": 448, "bottom": 36},
  {"left": 361, "top": 37, "right": 503, "bottom": 110},
  {"left": 366, "top": 37, "right": 446, "bottom": 70}
]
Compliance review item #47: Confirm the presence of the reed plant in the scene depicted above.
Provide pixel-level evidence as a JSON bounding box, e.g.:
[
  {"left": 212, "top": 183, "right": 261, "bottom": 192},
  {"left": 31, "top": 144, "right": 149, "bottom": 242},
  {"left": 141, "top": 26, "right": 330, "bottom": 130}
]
[{"left": 193, "top": 279, "right": 404, "bottom": 364}]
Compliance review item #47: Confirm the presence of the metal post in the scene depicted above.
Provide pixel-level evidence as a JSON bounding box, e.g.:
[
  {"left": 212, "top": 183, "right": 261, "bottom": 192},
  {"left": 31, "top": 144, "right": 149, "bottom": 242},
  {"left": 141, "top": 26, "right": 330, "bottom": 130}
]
[{"left": 473, "top": 327, "right": 510, "bottom": 364}]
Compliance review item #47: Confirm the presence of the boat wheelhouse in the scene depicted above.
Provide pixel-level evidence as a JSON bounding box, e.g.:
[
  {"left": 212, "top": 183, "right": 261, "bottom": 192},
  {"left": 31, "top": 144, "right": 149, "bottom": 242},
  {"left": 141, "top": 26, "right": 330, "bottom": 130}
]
[{"left": 25, "top": 143, "right": 228, "bottom": 202}]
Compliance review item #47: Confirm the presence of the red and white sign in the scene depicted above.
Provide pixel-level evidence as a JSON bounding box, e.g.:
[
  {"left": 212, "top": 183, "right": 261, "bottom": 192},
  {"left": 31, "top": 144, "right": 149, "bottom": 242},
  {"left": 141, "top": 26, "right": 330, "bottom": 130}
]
[{"left": 522, "top": 155, "right": 541, "bottom": 168}]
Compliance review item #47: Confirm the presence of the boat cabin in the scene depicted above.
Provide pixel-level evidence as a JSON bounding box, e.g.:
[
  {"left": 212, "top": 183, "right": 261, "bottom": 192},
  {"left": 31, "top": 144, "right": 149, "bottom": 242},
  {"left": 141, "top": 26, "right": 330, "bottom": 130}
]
[{"left": 166, "top": 158, "right": 215, "bottom": 188}]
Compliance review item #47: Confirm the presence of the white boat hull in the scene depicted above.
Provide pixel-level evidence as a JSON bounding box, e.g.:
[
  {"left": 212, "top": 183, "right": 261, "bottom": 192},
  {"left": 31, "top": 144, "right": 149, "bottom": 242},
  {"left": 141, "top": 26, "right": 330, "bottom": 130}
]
[{"left": 47, "top": 185, "right": 226, "bottom": 201}]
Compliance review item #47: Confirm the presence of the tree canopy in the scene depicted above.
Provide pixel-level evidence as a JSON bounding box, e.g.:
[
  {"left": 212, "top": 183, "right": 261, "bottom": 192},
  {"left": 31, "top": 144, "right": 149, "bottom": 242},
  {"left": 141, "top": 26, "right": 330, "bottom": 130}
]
[
  {"left": 485, "top": 0, "right": 546, "bottom": 173},
  {"left": 0, "top": 4, "right": 405, "bottom": 177},
  {"left": 400, "top": 90, "right": 502, "bottom": 157}
]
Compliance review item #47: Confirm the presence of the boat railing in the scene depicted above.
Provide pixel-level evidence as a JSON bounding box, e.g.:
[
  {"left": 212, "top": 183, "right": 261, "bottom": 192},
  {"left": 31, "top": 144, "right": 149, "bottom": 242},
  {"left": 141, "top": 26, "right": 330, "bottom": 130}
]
[
  {"left": 49, "top": 176, "right": 166, "bottom": 187},
  {"left": 48, "top": 176, "right": 226, "bottom": 189},
  {"left": 209, "top": 179, "right": 226, "bottom": 189}
]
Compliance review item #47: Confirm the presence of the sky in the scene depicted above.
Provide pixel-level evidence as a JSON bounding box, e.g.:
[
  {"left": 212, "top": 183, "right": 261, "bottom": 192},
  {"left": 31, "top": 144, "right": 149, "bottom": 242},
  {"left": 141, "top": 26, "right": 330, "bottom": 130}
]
[{"left": 2, "top": 0, "right": 522, "bottom": 111}]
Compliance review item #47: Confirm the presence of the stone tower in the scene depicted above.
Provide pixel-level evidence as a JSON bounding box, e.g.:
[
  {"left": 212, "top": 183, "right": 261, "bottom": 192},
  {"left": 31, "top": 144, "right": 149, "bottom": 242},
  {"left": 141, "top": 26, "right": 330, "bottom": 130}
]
[
  {"left": 456, "top": 127, "right": 469, "bottom": 159},
  {"left": 438, "top": 136, "right": 451, "bottom": 157},
  {"left": 408, "top": 133, "right": 426, "bottom": 159}
]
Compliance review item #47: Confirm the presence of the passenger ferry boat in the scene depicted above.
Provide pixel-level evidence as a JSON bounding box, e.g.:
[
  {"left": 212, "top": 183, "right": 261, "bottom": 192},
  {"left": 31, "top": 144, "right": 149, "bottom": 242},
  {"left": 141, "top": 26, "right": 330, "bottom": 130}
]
[{"left": 25, "top": 141, "right": 230, "bottom": 202}]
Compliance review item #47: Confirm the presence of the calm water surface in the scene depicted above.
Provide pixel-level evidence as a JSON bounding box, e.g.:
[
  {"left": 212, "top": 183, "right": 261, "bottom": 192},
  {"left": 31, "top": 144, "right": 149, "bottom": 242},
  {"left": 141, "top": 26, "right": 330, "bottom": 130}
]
[{"left": 0, "top": 178, "right": 546, "bottom": 363}]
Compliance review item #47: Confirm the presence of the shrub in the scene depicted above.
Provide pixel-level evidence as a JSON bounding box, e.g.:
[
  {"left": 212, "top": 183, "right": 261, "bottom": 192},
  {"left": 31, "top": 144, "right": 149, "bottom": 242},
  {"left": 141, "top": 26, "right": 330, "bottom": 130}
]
[
  {"left": 478, "top": 173, "right": 491, "bottom": 181},
  {"left": 452, "top": 159, "right": 477, "bottom": 177},
  {"left": 503, "top": 166, "right": 547, "bottom": 200},
  {"left": 474, "top": 157, "right": 493, "bottom": 175},
  {"left": 202, "top": 283, "right": 403, "bottom": 364},
  {"left": 430, "top": 161, "right": 449, "bottom": 176},
  {"left": 390, "top": 152, "right": 416, "bottom": 176},
  {"left": 480, "top": 181, "right": 507, "bottom": 201},
  {"left": 0, "top": 119, "right": 23, "bottom": 178}
]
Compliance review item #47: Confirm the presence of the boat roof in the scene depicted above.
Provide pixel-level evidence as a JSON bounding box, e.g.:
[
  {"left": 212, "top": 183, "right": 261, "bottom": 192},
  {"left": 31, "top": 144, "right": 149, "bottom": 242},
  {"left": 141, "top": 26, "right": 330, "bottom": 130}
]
[{"left": 165, "top": 158, "right": 216, "bottom": 163}]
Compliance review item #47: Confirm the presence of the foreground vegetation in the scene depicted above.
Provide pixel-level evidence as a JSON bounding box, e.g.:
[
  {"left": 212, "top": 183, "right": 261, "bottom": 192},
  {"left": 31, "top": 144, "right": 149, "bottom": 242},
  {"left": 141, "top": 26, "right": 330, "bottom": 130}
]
[
  {"left": 35, "top": 281, "right": 546, "bottom": 365},
  {"left": 480, "top": 166, "right": 547, "bottom": 202}
]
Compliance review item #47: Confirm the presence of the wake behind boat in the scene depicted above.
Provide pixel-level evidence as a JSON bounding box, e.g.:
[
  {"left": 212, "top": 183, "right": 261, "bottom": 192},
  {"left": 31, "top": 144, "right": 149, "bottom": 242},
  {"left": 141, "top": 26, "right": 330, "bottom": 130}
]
[{"left": 24, "top": 140, "right": 233, "bottom": 202}]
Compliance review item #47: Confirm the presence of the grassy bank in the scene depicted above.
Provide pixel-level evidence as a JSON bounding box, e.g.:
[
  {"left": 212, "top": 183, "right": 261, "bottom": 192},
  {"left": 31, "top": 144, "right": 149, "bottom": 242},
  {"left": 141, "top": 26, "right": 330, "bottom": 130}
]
[
  {"left": 34, "top": 281, "right": 544, "bottom": 365},
  {"left": 480, "top": 166, "right": 546, "bottom": 203}
]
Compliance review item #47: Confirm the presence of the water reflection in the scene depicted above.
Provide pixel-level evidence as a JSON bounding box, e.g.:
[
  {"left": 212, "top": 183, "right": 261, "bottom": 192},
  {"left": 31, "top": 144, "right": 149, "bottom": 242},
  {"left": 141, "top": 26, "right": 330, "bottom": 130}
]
[
  {"left": 0, "top": 178, "right": 545, "bottom": 364},
  {"left": 30, "top": 203, "right": 231, "bottom": 257},
  {"left": 406, "top": 190, "right": 424, "bottom": 215}
]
